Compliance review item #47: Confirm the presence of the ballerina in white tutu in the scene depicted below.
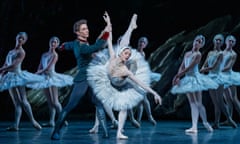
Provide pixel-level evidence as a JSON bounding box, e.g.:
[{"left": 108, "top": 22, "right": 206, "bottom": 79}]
[
  {"left": 0, "top": 32, "right": 43, "bottom": 131},
  {"left": 28, "top": 36, "right": 73, "bottom": 127},
  {"left": 137, "top": 37, "right": 161, "bottom": 82},
  {"left": 87, "top": 13, "right": 162, "bottom": 139},
  {"left": 221, "top": 35, "right": 240, "bottom": 124},
  {"left": 127, "top": 36, "right": 162, "bottom": 128},
  {"left": 171, "top": 35, "right": 218, "bottom": 133},
  {"left": 200, "top": 34, "right": 237, "bottom": 129}
]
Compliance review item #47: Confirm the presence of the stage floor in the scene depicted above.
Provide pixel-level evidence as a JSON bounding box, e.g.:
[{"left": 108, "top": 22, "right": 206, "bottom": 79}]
[{"left": 0, "top": 120, "right": 239, "bottom": 144}]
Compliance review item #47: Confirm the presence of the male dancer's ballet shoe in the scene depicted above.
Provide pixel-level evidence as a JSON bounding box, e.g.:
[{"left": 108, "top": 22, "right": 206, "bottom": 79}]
[
  {"left": 149, "top": 116, "right": 157, "bottom": 125},
  {"left": 203, "top": 123, "right": 213, "bottom": 132},
  {"left": 185, "top": 128, "right": 198, "bottom": 133},
  {"left": 33, "top": 122, "right": 42, "bottom": 130},
  {"left": 51, "top": 131, "right": 60, "bottom": 140},
  {"left": 51, "top": 111, "right": 68, "bottom": 140},
  {"left": 110, "top": 120, "right": 118, "bottom": 129},
  {"left": 89, "top": 125, "right": 99, "bottom": 133},
  {"left": 6, "top": 126, "right": 19, "bottom": 131},
  {"left": 117, "top": 133, "right": 128, "bottom": 139},
  {"left": 131, "top": 119, "right": 140, "bottom": 128}
]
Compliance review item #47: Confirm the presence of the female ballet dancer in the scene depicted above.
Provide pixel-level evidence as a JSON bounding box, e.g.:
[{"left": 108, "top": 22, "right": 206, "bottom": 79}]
[
  {"left": 87, "top": 13, "right": 162, "bottom": 139},
  {"left": 0, "top": 32, "right": 44, "bottom": 131},
  {"left": 171, "top": 35, "right": 218, "bottom": 133},
  {"left": 88, "top": 12, "right": 144, "bottom": 133},
  {"left": 221, "top": 35, "right": 240, "bottom": 125},
  {"left": 128, "top": 36, "right": 162, "bottom": 127},
  {"left": 200, "top": 34, "right": 237, "bottom": 129},
  {"left": 28, "top": 36, "right": 73, "bottom": 127}
]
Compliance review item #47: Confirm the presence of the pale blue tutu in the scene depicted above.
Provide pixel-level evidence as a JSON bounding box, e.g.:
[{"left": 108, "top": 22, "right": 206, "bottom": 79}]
[
  {"left": 171, "top": 72, "right": 219, "bottom": 94},
  {"left": 0, "top": 70, "right": 45, "bottom": 91},
  {"left": 222, "top": 70, "right": 240, "bottom": 88},
  {"left": 27, "top": 72, "right": 73, "bottom": 89},
  {"left": 150, "top": 72, "right": 161, "bottom": 82},
  {"left": 207, "top": 72, "right": 232, "bottom": 86}
]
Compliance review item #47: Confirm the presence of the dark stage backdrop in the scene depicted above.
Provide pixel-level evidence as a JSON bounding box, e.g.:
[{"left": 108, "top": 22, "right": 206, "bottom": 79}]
[{"left": 0, "top": 0, "right": 239, "bottom": 121}]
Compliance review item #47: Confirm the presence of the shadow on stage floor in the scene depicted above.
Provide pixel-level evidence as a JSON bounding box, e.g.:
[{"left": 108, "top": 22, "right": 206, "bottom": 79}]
[{"left": 0, "top": 120, "right": 239, "bottom": 144}]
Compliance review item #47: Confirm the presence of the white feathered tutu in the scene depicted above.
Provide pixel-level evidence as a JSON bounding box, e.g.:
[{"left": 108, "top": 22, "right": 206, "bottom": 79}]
[
  {"left": 27, "top": 71, "right": 73, "bottom": 89},
  {"left": 87, "top": 48, "right": 151, "bottom": 111},
  {"left": 0, "top": 70, "right": 45, "bottom": 91}
]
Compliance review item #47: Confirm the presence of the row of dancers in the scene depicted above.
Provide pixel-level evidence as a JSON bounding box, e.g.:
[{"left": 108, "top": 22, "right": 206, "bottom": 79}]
[
  {"left": 1, "top": 10, "right": 240, "bottom": 141},
  {"left": 0, "top": 12, "right": 162, "bottom": 140},
  {"left": 171, "top": 33, "right": 240, "bottom": 133},
  {"left": 0, "top": 32, "right": 74, "bottom": 131}
]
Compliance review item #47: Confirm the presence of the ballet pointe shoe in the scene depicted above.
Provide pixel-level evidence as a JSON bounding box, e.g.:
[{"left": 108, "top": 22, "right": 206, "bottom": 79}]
[
  {"left": 6, "top": 126, "right": 19, "bottom": 131},
  {"left": 203, "top": 122, "right": 213, "bottom": 132},
  {"left": 42, "top": 122, "right": 55, "bottom": 127},
  {"left": 131, "top": 119, "right": 140, "bottom": 128},
  {"left": 185, "top": 128, "right": 198, "bottom": 133},
  {"left": 89, "top": 125, "right": 99, "bottom": 133},
  {"left": 64, "top": 120, "right": 68, "bottom": 126},
  {"left": 148, "top": 116, "right": 157, "bottom": 125},
  {"left": 117, "top": 132, "right": 128, "bottom": 139},
  {"left": 228, "top": 119, "right": 238, "bottom": 128},
  {"left": 130, "top": 14, "right": 138, "bottom": 30},
  {"left": 33, "top": 121, "right": 42, "bottom": 130}
]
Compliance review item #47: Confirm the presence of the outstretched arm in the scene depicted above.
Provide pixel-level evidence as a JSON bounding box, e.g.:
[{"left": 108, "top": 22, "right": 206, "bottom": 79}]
[{"left": 127, "top": 69, "right": 162, "bottom": 105}]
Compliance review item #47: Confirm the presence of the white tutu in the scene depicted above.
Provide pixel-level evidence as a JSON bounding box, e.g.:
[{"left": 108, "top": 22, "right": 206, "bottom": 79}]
[
  {"left": 206, "top": 72, "right": 232, "bottom": 86},
  {"left": 150, "top": 72, "right": 162, "bottom": 82},
  {"left": 171, "top": 72, "right": 219, "bottom": 94},
  {"left": 222, "top": 70, "right": 240, "bottom": 88},
  {"left": 27, "top": 72, "right": 73, "bottom": 89},
  {"left": 0, "top": 70, "right": 45, "bottom": 91},
  {"left": 87, "top": 48, "right": 151, "bottom": 111}
]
